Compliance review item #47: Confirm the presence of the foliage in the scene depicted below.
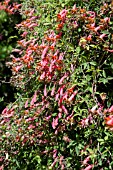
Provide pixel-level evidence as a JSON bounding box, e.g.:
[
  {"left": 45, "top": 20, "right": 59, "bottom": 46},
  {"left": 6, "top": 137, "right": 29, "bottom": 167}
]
[
  {"left": 0, "top": 0, "right": 22, "bottom": 112},
  {"left": 1, "top": 0, "right": 113, "bottom": 169}
]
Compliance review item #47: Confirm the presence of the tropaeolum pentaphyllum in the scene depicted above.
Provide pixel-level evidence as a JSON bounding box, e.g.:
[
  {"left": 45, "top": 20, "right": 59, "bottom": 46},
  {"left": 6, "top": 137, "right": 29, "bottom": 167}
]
[{"left": 1, "top": 1, "right": 113, "bottom": 169}]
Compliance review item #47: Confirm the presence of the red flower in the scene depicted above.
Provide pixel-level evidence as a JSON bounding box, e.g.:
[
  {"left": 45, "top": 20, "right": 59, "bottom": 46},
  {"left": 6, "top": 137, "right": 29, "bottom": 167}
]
[
  {"left": 57, "top": 9, "right": 67, "bottom": 21},
  {"left": 105, "top": 115, "right": 113, "bottom": 127}
]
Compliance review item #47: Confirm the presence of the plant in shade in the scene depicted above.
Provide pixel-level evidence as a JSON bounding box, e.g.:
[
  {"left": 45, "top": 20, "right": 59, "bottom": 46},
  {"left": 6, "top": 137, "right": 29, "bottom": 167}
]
[
  {"left": 1, "top": 0, "right": 113, "bottom": 169},
  {"left": 0, "top": 0, "right": 22, "bottom": 112}
]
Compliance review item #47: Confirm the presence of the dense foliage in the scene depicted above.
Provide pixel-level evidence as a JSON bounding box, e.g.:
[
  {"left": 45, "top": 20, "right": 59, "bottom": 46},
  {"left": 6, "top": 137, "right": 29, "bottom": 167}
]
[
  {"left": 0, "top": 0, "right": 21, "bottom": 112},
  {"left": 0, "top": 0, "right": 113, "bottom": 169}
]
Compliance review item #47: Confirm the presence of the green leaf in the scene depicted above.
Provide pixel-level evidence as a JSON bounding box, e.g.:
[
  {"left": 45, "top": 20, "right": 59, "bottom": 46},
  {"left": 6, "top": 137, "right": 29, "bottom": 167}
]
[
  {"left": 0, "top": 97, "right": 4, "bottom": 102},
  {"left": 104, "top": 136, "right": 108, "bottom": 141},
  {"left": 90, "top": 61, "right": 97, "bottom": 66},
  {"left": 75, "top": 146, "right": 79, "bottom": 156},
  {"left": 99, "top": 78, "right": 108, "bottom": 84},
  {"left": 101, "top": 30, "right": 109, "bottom": 34},
  {"left": 103, "top": 70, "right": 106, "bottom": 78},
  {"left": 97, "top": 139, "right": 104, "bottom": 142},
  {"left": 76, "top": 47, "right": 80, "bottom": 54},
  {"left": 32, "top": 155, "right": 41, "bottom": 164},
  {"left": 90, "top": 44, "right": 97, "bottom": 48},
  {"left": 86, "top": 148, "right": 94, "bottom": 154}
]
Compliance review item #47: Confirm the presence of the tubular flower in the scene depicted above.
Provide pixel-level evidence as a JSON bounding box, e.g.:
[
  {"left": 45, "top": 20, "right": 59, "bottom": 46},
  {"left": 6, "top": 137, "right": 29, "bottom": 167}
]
[
  {"left": 68, "top": 90, "right": 78, "bottom": 102},
  {"left": 72, "top": 4, "right": 78, "bottom": 13},
  {"left": 57, "top": 9, "right": 68, "bottom": 21},
  {"left": 83, "top": 165, "right": 93, "bottom": 170},
  {"left": 82, "top": 156, "right": 90, "bottom": 166},
  {"left": 99, "top": 33, "right": 106, "bottom": 40},
  {"left": 52, "top": 117, "right": 58, "bottom": 129},
  {"left": 59, "top": 74, "right": 68, "bottom": 85},
  {"left": 105, "top": 115, "right": 113, "bottom": 128},
  {"left": 108, "top": 105, "right": 113, "bottom": 113}
]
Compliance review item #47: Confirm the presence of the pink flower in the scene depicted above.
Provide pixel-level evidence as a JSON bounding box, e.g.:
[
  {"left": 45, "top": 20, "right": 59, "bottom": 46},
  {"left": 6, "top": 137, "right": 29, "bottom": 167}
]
[
  {"left": 104, "top": 17, "right": 110, "bottom": 23},
  {"left": 79, "top": 118, "right": 89, "bottom": 127},
  {"left": 45, "top": 115, "right": 51, "bottom": 121},
  {"left": 55, "top": 93, "right": 60, "bottom": 101},
  {"left": 36, "top": 122, "right": 39, "bottom": 126},
  {"left": 57, "top": 9, "right": 68, "bottom": 21},
  {"left": 21, "top": 31, "right": 28, "bottom": 37},
  {"left": 94, "top": 26, "right": 101, "bottom": 32},
  {"left": 59, "top": 74, "right": 67, "bottom": 85},
  {"left": 44, "top": 85, "right": 47, "bottom": 96},
  {"left": 0, "top": 165, "right": 4, "bottom": 170},
  {"left": 2, "top": 108, "right": 14, "bottom": 118},
  {"left": 51, "top": 41, "right": 56, "bottom": 47},
  {"left": 40, "top": 72, "right": 46, "bottom": 80},
  {"left": 55, "top": 128, "right": 58, "bottom": 135},
  {"left": 29, "top": 23, "right": 38, "bottom": 29},
  {"left": 25, "top": 100, "right": 28, "bottom": 108},
  {"left": 28, "top": 124, "right": 35, "bottom": 130},
  {"left": 28, "top": 16, "right": 37, "bottom": 21},
  {"left": 30, "top": 91, "right": 37, "bottom": 106},
  {"left": 90, "top": 105, "right": 97, "bottom": 113},
  {"left": 26, "top": 117, "right": 34, "bottom": 122},
  {"left": 0, "top": 120, "right": 6, "bottom": 125},
  {"left": 13, "top": 65, "right": 22, "bottom": 72},
  {"left": 41, "top": 46, "right": 48, "bottom": 59},
  {"left": 51, "top": 85, "right": 56, "bottom": 96},
  {"left": 28, "top": 9, "right": 34, "bottom": 16},
  {"left": 82, "top": 156, "right": 90, "bottom": 165},
  {"left": 42, "top": 150, "right": 48, "bottom": 154},
  {"left": 63, "top": 136, "right": 70, "bottom": 142},
  {"left": 62, "top": 92, "right": 68, "bottom": 101},
  {"left": 49, "top": 63, "right": 53, "bottom": 72},
  {"left": 71, "top": 64, "right": 74, "bottom": 71},
  {"left": 52, "top": 117, "right": 58, "bottom": 129},
  {"left": 60, "top": 9, "right": 68, "bottom": 16},
  {"left": 58, "top": 97, "right": 63, "bottom": 106},
  {"left": 12, "top": 49, "right": 21, "bottom": 53},
  {"left": 73, "top": 21, "right": 78, "bottom": 28},
  {"left": 59, "top": 87, "right": 64, "bottom": 96},
  {"left": 59, "top": 156, "right": 65, "bottom": 170},
  {"left": 2, "top": 108, "right": 8, "bottom": 114},
  {"left": 0, "top": 157, "right": 3, "bottom": 162},
  {"left": 61, "top": 105, "right": 68, "bottom": 115},
  {"left": 58, "top": 53, "right": 64, "bottom": 60},
  {"left": 58, "top": 85, "right": 65, "bottom": 96},
  {"left": 108, "top": 105, "right": 113, "bottom": 112},
  {"left": 83, "top": 164, "right": 93, "bottom": 170},
  {"left": 72, "top": 4, "right": 77, "bottom": 11},
  {"left": 68, "top": 90, "right": 78, "bottom": 102},
  {"left": 91, "top": 23, "right": 95, "bottom": 27},
  {"left": 99, "top": 33, "right": 106, "bottom": 39},
  {"left": 66, "top": 113, "right": 73, "bottom": 121},
  {"left": 87, "top": 11, "right": 95, "bottom": 18},
  {"left": 53, "top": 149, "right": 57, "bottom": 158},
  {"left": 51, "top": 156, "right": 58, "bottom": 168},
  {"left": 58, "top": 112, "right": 62, "bottom": 118},
  {"left": 106, "top": 49, "right": 113, "bottom": 52}
]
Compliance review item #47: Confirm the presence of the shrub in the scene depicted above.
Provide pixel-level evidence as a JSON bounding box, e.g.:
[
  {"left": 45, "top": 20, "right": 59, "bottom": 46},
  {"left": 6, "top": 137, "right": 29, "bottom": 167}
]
[
  {"left": 1, "top": 0, "right": 113, "bottom": 169},
  {"left": 0, "top": 0, "right": 22, "bottom": 112}
]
